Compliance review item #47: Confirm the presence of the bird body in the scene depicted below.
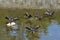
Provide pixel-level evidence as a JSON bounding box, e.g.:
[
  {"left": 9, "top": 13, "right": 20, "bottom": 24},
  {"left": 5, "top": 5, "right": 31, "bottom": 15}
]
[
  {"left": 6, "top": 22, "right": 19, "bottom": 30},
  {"left": 35, "top": 15, "right": 43, "bottom": 20},
  {"left": 25, "top": 26, "right": 40, "bottom": 33},
  {"left": 7, "top": 22, "right": 16, "bottom": 27},
  {"left": 24, "top": 12, "right": 32, "bottom": 19}
]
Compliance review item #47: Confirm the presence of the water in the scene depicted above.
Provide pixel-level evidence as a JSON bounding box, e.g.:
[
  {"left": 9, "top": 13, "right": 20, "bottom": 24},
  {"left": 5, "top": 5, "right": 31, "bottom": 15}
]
[
  {"left": 0, "top": 19, "right": 60, "bottom": 40},
  {"left": 40, "top": 22, "right": 60, "bottom": 40},
  {"left": 0, "top": 9, "right": 60, "bottom": 40},
  {"left": 10, "top": 30, "right": 18, "bottom": 37}
]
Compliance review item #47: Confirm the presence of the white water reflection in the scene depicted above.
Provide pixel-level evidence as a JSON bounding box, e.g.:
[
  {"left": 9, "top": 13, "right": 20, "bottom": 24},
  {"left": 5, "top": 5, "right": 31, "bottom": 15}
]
[
  {"left": 8, "top": 24, "right": 19, "bottom": 40},
  {"left": 22, "top": 27, "right": 29, "bottom": 40},
  {"left": 10, "top": 30, "right": 18, "bottom": 37},
  {"left": 10, "top": 24, "right": 19, "bottom": 30},
  {"left": 40, "top": 22, "right": 60, "bottom": 40}
]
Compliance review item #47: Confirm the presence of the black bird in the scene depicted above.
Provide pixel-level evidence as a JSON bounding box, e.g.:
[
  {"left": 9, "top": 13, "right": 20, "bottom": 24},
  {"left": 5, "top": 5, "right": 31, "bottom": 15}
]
[
  {"left": 5, "top": 16, "right": 19, "bottom": 31},
  {"left": 35, "top": 15, "right": 43, "bottom": 20},
  {"left": 25, "top": 25, "right": 40, "bottom": 33},
  {"left": 44, "top": 10, "right": 54, "bottom": 16},
  {"left": 5, "top": 16, "right": 19, "bottom": 22},
  {"left": 24, "top": 12, "right": 32, "bottom": 19},
  {"left": 35, "top": 13, "right": 43, "bottom": 20}
]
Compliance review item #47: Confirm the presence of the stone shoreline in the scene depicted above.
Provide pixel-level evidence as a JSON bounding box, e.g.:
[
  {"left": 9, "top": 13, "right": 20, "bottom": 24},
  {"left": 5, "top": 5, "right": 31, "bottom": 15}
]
[{"left": 0, "top": 0, "right": 60, "bottom": 9}]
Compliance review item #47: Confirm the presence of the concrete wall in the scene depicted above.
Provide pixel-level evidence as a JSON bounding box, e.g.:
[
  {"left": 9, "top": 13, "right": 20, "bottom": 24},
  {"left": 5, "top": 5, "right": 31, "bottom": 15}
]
[{"left": 0, "top": 0, "right": 60, "bottom": 9}]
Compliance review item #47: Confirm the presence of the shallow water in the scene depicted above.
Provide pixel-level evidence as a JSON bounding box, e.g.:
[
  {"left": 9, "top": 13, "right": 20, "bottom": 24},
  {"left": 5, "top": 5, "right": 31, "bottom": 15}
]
[
  {"left": 0, "top": 20, "right": 60, "bottom": 40},
  {"left": 40, "top": 22, "right": 60, "bottom": 40},
  {"left": 0, "top": 9, "right": 60, "bottom": 40}
]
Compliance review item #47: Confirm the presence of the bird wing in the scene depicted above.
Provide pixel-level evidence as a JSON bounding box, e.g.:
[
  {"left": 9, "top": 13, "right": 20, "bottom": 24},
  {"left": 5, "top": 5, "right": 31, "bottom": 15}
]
[
  {"left": 5, "top": 16, "right": 11, "bottom": 20},
  {"left": 25, "top": 27, "right": 31, "bottom": 31},
  {"left": 13, "top": 17, "right": 19, "bottom": 21},
  {"left": 35, "top": 26, "right": 40, "bottom": 30}
]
